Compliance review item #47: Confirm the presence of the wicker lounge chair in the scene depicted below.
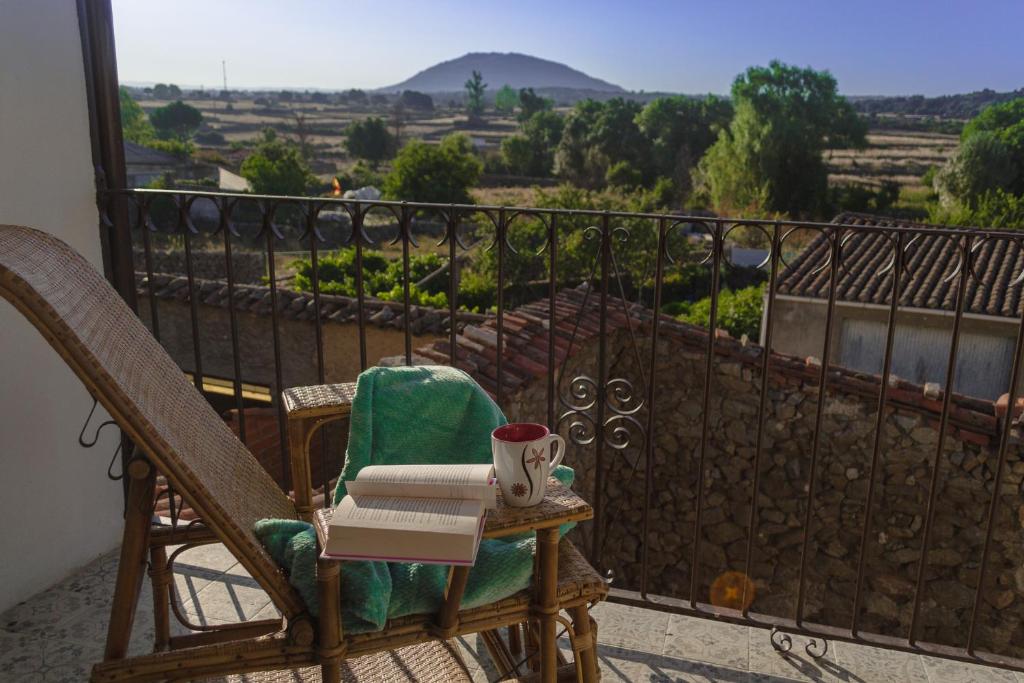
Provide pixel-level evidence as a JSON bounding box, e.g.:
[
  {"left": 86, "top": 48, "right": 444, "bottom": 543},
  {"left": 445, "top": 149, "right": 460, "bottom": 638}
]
[{"left": 0, "top": 224, "right": 606, "bottom": 682}]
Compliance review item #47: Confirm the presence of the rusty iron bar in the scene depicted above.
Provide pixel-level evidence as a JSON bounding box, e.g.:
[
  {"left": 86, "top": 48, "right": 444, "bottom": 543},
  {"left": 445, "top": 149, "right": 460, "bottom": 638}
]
[
  {"left": 688, "top": 219, "right": 723, "bottom": 608},
  {"left": 794, "top": 226, "right": 843, "bottom": 627},
  {"left": 262, "top": 201, "right": 291, "bottom": 492},
  {"left": 219, "top": 196, "right": 246, "bottom": 445},
  {"left": 590, "top": 212, "right": 611, "bottom": 568},
  {"left": 448, "top": 206, "right": 459, "bottom": 366},
  {"left": 352, "top": 204, "right": 368, "bottom": 371},
  {"left": 547, "top": 214, "right": 558, "bottom": 430},
  {"left": 966, "top": 248, "right": 1024, "bottom": 653},
  {"left": 137, "top": 198, "right": 161, "bottom": 342},
  {"left": 741, "top": 221, "right": 782, "bottom": 617},
  {"left": 179, "top": 195, "right": 204, "bottom": 392},
  {"left": 640, "top": 217, "right": 668, "bottom": 598},
  {"left": 496, "top": 208, "right": 507, "bottom": 406},
  {"left": 908, "top": 234, "right": 973, "bottom": 646},
  {"left": 851, "top": 230, "right": 905, "bottom": 636},
  {"left": 306, "top": 204, "right": 330, "bottom": 503},
  {"left": 400, "top": 203, "right": 413, "bottom": 365}
]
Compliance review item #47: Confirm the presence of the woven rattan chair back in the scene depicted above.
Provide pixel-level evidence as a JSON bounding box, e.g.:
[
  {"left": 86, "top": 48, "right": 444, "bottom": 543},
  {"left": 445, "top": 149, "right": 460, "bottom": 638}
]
[{"left": 0, "top": 225, "right": 305, "bottom": 617}]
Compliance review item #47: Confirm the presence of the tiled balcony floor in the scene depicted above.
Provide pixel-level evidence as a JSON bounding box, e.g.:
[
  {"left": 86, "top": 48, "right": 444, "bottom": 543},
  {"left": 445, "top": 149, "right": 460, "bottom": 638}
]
[{"left": 2, "top": 543, "right": 1020, "bottom": 682}]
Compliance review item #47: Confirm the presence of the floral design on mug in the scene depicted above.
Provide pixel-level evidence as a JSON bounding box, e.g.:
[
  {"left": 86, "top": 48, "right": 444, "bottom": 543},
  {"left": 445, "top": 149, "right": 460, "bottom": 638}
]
[
  {"left": 511, "top": 482, "right": 527, "bottom": 498},
  {"left": 526, "top": 447, "right": 546, "bottom": 470}
]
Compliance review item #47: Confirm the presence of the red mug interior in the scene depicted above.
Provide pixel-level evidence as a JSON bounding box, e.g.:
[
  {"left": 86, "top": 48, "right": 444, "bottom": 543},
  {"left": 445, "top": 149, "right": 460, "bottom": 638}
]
[{"left": 492, "top": 422, "right": 549, "bottom": 443}]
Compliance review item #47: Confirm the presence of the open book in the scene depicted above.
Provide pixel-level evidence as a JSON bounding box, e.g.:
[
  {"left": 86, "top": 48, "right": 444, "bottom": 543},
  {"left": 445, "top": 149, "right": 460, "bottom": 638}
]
[{"left": 324, "top": 463, "right": 497, "bottom": 566}]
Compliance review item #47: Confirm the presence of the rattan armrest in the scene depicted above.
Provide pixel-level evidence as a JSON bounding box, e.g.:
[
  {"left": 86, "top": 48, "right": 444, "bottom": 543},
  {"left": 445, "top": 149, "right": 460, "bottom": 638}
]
[
  {"left": 283, "top": 382, "right": 356, "bottom": 522},
  {"left": 282, "top": 383, "right": 357, "bottom": 421}
]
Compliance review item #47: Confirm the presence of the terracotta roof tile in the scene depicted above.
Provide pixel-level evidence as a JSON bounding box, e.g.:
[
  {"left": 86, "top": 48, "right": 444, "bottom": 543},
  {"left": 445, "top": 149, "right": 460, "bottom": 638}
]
[
  {"left": 137, "top": 272, "right": 487, "bottom": 335},
  {"left": 777, "top": 213, "right": 1024, "bottom": 318}
]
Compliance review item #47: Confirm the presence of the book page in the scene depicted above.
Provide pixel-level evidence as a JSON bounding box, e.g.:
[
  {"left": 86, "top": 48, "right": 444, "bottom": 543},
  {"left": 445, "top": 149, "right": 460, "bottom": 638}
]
[
  {"left": 334, "top": 495, "right": 483, "bottom": 535},
  {"left": 355, "top": 463, "right": 494, "bottom": 486},
  {"left": 346, "top": 464, "right": 497, "bottom": 506}
]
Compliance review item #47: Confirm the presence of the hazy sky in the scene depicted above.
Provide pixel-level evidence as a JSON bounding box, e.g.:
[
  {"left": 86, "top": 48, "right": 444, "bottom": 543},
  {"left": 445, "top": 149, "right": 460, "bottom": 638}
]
[{"left": 112, "top": 0, "right": 1023, "bottom": 96}]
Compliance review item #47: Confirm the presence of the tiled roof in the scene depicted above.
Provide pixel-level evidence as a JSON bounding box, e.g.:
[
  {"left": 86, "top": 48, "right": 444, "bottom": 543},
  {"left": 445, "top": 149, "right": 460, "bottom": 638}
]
[
  {"left": 776, "top": 212, "right": 1024, "bottom": 318},
  {"left": 415, "top": 283, "right": 999, "bottom": 440},
  {"left": 124, "top": 140, "right": 184, "bottom": 166},
  {"left": 136, "top": 272, "right": 486, "bottom": 335},
  {"left": 413, "top": 286, "right": 660, "bottom": 397}
]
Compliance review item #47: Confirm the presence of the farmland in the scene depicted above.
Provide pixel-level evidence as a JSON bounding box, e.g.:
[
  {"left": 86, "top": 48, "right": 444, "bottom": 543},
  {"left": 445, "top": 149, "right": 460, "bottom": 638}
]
[{"left": 137, "top": 92, "right": 958, "bottom": 218}]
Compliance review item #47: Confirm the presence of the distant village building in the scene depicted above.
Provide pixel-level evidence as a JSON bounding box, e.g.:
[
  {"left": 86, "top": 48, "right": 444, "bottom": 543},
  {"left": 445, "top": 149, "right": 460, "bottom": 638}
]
[
  {"left": 124, "top": 141, "right": 205, "bottom": 187},
  {"left": 769, "top": 213, "right": 1024, "bottom": 400},
  {"left": 125, "top": 141, "right": 246, "bottom": 191}
]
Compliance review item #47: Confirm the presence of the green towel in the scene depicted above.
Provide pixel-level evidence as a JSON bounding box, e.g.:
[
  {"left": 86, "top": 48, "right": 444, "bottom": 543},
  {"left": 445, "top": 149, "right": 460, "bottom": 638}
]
[{"left": 255, "top": 365, "right": 573, "bottom": 633}]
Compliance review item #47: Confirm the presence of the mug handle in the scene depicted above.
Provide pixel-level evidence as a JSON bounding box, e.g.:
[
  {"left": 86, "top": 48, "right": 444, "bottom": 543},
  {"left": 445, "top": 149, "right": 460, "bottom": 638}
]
[{"left": 547, "top": 434, "right": 566, "bottom": 469}]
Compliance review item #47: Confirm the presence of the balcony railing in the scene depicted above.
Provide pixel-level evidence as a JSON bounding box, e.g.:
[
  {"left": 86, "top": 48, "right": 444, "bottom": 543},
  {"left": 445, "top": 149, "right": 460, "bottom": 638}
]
[{"left": 100, "top": 187, "right": 1024, "bottom": 673}]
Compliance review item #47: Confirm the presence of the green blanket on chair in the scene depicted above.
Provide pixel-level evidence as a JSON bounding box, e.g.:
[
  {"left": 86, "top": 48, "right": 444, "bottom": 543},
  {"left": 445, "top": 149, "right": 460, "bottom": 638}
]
[{"left": 254, "top": 365, "right": 573, "bottom": 633}]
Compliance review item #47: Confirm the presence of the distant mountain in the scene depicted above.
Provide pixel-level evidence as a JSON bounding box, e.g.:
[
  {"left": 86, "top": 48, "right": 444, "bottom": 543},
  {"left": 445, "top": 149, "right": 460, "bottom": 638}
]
[
  {"left": 849, "top": 88, "right": 1024, "bottom": 119},
  {"left": 379, "top": 52, "right": 625, "bottom": 94}
]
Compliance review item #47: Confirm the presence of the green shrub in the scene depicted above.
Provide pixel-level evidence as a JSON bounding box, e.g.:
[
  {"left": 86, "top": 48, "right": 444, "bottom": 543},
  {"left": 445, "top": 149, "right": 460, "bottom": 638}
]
[{"left": 676, "top": 284, "right": 764, "bottom": 340}]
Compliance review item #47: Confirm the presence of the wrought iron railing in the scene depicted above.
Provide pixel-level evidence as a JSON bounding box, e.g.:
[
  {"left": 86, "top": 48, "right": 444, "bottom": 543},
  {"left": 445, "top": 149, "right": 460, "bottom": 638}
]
[{"left": 102, "top": 187, "right": 1024, "bottom": 672}]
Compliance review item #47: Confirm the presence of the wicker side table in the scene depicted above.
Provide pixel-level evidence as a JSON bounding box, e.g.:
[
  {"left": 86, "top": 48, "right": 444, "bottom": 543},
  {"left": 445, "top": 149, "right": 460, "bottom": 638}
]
[{"left": 317, "top": 480, "right": 599, "bottom": 682}]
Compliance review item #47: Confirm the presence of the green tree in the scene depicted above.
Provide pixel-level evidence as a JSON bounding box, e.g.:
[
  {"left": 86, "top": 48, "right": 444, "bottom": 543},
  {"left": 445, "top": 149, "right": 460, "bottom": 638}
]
[
  {"left": 399, "top": 90, "right": 434, "bottom": 111},
  {"left": 344, "top": 117, "right": 394, "bottom": 167},
  {"left": 382, "top": 134, "right": 482, "bottom": 204},
  {"left": 958, "top": 97, "right": 1024, "bottom": 195},
  {"left": 464, "top": 70, "right": 487, "bottom": 120},
  {"left": 696, "top": 61, "right": 867, "bottom": 216},
  {"left": 636, "top": 95, "right": 733, "bottom": 198},
  {"left": 240, "top": 128, "right": 316, "bottom": 195},
  {"left": 149, "top": 100, "right": 203, "bottom": 141},
  {"left": 934, "top": 131, "right": 1016, "bottom": 208},
  {"left": 500, "top": 110, "right": 564, "bottom": 176},
  {"left": 554, "top": 98, "right": 651, "bottom": 188},
  {"left": 495, "top": 85, "right": 518, "bottom": 114},
  {"left": 119, "top": 86, "right": 155, "bottom": 143},
  {"left": 152, "top": 83, "right": 181, "bottom": 99},
  {"left": 517, "top": 88, "right": 552, "bottom": 123}
]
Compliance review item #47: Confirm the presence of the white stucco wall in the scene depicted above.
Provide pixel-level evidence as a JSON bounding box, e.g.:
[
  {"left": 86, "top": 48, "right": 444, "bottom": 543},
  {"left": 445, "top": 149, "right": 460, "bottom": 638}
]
[{"left": 0, "top": 0, "right": 124, "bottom": 611}]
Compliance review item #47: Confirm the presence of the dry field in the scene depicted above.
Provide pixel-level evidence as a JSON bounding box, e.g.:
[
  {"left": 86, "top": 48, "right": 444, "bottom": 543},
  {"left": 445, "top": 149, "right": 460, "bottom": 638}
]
[{"left": 827, "top": 130, "right": 957, "bottom": 192}]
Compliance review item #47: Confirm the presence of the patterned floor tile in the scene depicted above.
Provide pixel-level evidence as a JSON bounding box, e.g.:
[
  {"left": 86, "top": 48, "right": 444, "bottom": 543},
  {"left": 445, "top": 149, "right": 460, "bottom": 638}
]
[
  {"left": 596, "top": 643, "right": 750, "bottom": 682},
  {"left": 920, "top": 655, "right": 1017, "bottom": 683},
  {"left": 0, "top": 587, "right": 93, "bottom": 637},
  {"left": 832, "top": 640, "right": 928, "bottom": 683},
  {"left": 748, "top": 628, "right": 846, "bottom": 682},
  {"left": 589, "top": 601, "right": 670, "bottom": 654},
  {"left": 663, "top": 613, "right": 750, "bottom": 670},
  {"left": 0, "top": 630, "right": 98, "bottom": 682}
]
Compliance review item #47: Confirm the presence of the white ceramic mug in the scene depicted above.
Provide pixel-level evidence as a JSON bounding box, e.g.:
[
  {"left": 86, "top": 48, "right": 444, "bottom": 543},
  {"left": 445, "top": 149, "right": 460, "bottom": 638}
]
[{"left": 491, "top": 423, "right": 565, "bottom": 507}]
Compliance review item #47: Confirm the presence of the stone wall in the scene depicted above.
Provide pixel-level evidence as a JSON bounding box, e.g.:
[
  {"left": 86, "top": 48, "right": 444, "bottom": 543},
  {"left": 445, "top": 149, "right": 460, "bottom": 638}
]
[
  {"left": 133, "top": 248, "right": 266, "bottom": 283},
  {"left": 136, "top": 293, "right": 447, "bottom": 389},
  {"left": 504, "top": 325, "right": 1024, "bottom": 658}
]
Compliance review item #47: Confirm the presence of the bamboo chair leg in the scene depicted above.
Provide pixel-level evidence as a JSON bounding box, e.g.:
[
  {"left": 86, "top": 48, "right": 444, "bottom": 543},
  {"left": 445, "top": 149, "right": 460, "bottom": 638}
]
[
  {"left": 104, "top": 457, "right": 156, "bottom": 661},
  {"left": 317, "top": 556, "right": 344, "bottom": 683},
  {"left": 508, "top": 621, "right": 523, "bottom": 658},
  {"left": 535, "top": 527, "right": 560, "bottom": 683},
  {"left": 433, "top": 566, "right": 470, "bottom": 637},
  {"left": 570, "top": 604, "right": 599, "bottom": 683},
  {"left": 149, "top": 544, "right": 171, "bottom": 651},
  {"left": 480, "top": 629, "right": 518, "bottom": 679}
]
